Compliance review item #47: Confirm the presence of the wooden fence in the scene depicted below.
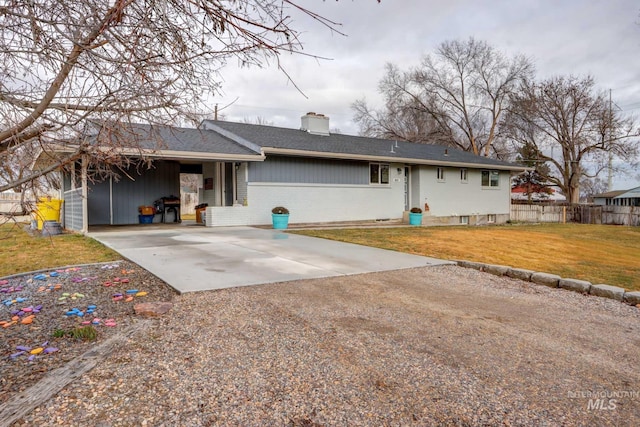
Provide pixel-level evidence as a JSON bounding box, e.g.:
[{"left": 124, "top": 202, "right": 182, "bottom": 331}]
[{"left": 510, "top": 204, "right": 639, "bottom": 226}]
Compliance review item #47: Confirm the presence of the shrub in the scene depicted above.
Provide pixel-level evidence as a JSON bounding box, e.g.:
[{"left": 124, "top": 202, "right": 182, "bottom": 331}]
[{"left": 272, "top": 206, "right": 289, "bottom": 215}]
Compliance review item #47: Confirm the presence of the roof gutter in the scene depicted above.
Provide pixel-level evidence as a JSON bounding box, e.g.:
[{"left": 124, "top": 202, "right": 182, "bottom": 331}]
[
  {"left": 33, "top": 144, "right": 264, "bottom": 165},
  {"left": 262, "top": 147, "right": 529, "bottom": 172}
]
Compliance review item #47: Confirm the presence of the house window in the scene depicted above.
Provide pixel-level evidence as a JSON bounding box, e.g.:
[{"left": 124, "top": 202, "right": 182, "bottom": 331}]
[
  {"left": 460, "top": 168, "right": 468, "bottom": 183},
  {"left": 459, "top": 216, "right": 469, "bottom": 224},
  {"left": 437, "top": 167, "right": 445, "bottom": 182},
  {"left": 370, "top": 163, "right": 390, "bottom": 185},
  {"left": 487, "top": 214, "right": 496, "bottom": 223},
  {"left": 481, "top": 170, "right": 500, "bottom": 187}
]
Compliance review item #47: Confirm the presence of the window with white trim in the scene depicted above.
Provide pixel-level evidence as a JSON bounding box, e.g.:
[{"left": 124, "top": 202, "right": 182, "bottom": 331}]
[
  {"left": 481, "top": 170, "right": 500, "bottom": 187},
  {"left": 437, "top": 167, "right": 445, "bottom": 182},
  {"left": 460, "top": 216, "right": 469, "bottom": 224},
  {"left": 460, "top": 168, "right": 468, "bottom": 183},
  {"left": 370, "top": 163, "right": 390, "bottom": 185},
  {"left": 487, "top": 214, "right": 496, "bottom": 223}
]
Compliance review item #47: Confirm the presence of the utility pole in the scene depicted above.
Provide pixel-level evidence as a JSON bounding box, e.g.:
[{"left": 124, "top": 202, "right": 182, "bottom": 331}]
[{"left": 607, "top": 89, "right": 613, "bottom": 191}]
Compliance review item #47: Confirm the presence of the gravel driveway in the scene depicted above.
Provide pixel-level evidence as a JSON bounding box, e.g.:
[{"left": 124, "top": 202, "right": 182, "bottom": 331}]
[{"left": 12, "top": 265, "right": 640, "bottom": 426}]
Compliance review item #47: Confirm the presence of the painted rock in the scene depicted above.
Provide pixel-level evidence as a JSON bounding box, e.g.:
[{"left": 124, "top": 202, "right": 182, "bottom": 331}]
[
  {"left": 22, "top": 307, "right": 32, "bottom": 313},
  {"left": 43, "top": 347, "right": 59, "bottom": 354},
  {"left": 136, "top": 292, "right": 148, "bottom": 297},
  {"left": 125, "top": 296, "right": 134, "bottom": 302},
  {"left": 81, "top": 320, "right": 91, "bottom": 325},
  {"left": 30, "top": 347, "right": 44, "bottom": 355},
  {"left": 121, "top": 278, "right": 130, "bottom": 284},
  {"left": 10, "top": 351, "right": 25, "bottom": 359},
  {"left": 125, "top": 289, "right": 138, "bottom": 294},
  {"left": 16, "top": 345, "right": 31, "bottom": 352}
]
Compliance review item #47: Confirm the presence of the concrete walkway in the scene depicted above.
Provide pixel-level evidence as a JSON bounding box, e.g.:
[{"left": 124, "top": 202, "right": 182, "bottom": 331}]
[{"left": 89, "top": 225, "right": 451, "bottom": 293}]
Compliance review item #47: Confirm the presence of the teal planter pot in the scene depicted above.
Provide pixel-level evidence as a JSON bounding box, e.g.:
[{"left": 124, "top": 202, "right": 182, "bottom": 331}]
[
  {"left": 408, "top": 212, "right": 423, "bottom": 226},
  {"left": 272, "top": 213, "right": 290, "bottom": 229}
]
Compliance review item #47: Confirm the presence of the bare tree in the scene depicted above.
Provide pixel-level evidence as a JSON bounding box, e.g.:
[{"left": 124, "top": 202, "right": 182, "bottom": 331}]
[
  {"left": 353, "top": 38, "right": 533, "bottom": 156},
  {"left": 505, "top": 75, "right": 639, "bottom": 204},
  {"left": 0, "top": 0, "right": 347, "bottom": 193}
]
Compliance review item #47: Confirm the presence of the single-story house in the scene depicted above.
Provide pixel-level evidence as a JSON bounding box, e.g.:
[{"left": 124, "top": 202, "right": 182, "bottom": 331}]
[
  {"left": 35, "top": 113, "right": 527, "bottom": 232},
  {"left": 592, "top": 187, "right": 640, "bottom": 207}
]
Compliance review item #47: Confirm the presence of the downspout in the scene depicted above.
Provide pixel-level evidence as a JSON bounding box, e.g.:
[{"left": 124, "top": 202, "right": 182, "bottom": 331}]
[
  {"left": 81, "top": 155, "right": 89, "bottom": 234},
  {"left": 109, "top": 176, "right": 113, "bottom": 225}
]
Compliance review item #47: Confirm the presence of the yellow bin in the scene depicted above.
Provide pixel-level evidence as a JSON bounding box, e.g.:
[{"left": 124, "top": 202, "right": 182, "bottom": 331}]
[{"left": 35, "top": 198, "right": 63, "bottom": 230}]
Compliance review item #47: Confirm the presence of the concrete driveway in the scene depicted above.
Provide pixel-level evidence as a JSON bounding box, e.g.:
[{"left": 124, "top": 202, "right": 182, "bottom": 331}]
[{"left": 89, "top": 225, "right": 451, "bottom": 292}]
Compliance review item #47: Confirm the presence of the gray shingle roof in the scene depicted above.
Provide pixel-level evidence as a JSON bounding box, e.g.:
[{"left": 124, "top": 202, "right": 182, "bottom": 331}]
[
  {"left": 97, "top": 123, "right": 260, "bottom": 156},
  {"left": 204, "top": 120, "right": 522, "bottom": 170},
  {"left": 594, "top": 186, "right": 640, "bottom": 199}
]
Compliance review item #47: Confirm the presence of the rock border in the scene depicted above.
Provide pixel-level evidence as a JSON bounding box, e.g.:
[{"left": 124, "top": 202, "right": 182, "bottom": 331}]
[{"left": 454, "top": 260, "right": 640, "bottom": 306}]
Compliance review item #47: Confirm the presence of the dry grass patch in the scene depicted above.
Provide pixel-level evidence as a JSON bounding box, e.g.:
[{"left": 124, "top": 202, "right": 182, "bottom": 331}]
[
  {"left": 294, "top": 224, "right": 640, "bottom": 292},
  {"left": 0, "top": 222, "right": 120, "bottom": 277}
]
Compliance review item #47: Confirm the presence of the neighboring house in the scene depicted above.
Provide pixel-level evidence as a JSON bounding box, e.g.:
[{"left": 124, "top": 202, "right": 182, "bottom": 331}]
[
  {"left": 511, "top": 184, "right": 566, "bottom": 202},
  {"left": 34, "top": 113, "right": 527, "bottom": 232},
  {"left": 592, "top": 187, "right": 640, "bottom": 207}
]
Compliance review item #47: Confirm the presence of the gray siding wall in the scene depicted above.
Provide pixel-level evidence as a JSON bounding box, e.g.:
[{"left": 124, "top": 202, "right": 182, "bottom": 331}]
[
  {"left": 88, "top": 179, "right": 110, "bottom": 225},
  {"left": 248, "top": 156, "right": 368, "bottom": 184},
  {"left": 88, "top": 160, "right": 180, "bottom": 225}
]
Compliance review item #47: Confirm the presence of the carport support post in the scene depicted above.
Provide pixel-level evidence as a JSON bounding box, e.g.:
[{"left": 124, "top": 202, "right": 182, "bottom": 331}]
[{"left": 81, "top": 154, "right": 89, "bottom": 234}]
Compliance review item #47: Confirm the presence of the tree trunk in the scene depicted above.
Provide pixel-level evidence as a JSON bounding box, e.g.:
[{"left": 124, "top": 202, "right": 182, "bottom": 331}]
[{"left": 569, "top": 183, "right": 581, "bottom": 204}]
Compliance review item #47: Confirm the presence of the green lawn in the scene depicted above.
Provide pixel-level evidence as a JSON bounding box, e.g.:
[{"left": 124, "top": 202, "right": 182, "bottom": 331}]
[
  {"left": 0, "top": 222, "right": 120, "bottom": 277},
  {"left": 293, "top": 223, "right": 640, "bottom": 292}
]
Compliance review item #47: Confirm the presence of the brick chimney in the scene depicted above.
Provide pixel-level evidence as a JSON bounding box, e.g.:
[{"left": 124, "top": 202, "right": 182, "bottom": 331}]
[{"left": 300, "top": 112, "right": 330, "bottom": 136}]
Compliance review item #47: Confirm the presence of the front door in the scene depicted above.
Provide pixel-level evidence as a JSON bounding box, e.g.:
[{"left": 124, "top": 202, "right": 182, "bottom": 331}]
[{"left": 224, "top": 162, "right": 234, "bottom": 206}]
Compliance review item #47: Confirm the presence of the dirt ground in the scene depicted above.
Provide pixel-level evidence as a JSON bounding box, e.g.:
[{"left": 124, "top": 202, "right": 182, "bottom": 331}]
[{"left": 6, "top": 264, "right": 640, "bottom": 426}]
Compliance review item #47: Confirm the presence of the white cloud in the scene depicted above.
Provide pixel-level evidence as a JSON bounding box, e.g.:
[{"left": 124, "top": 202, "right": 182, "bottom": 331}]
[{"left": 212, "top": 0, "right": 640, "bottom": 187}]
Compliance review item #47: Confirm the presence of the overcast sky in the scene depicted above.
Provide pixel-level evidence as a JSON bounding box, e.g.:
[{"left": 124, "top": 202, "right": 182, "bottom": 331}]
[{"left": 214, "top": 0, "right": 640, "bottom": 186}]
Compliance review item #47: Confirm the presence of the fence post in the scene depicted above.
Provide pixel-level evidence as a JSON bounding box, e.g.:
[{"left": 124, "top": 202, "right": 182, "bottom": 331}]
[{"left": 562, "top": 206, "right": 566, "bottom": 224}]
